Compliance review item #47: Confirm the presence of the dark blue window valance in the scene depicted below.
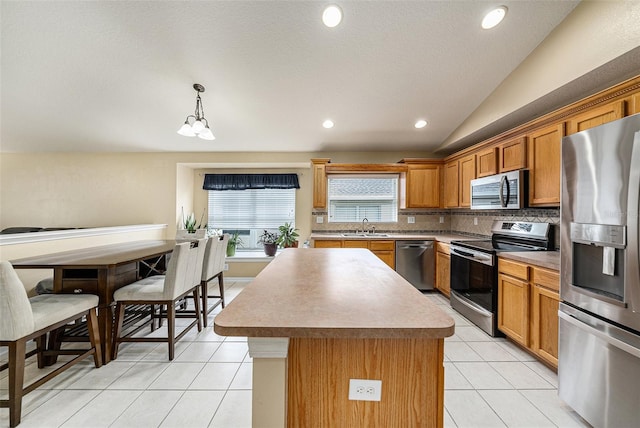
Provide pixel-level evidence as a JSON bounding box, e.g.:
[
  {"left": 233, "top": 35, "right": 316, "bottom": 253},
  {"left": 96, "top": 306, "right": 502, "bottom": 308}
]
[{"left": 203, "top": 173, "right": 300, "bottom": 191}]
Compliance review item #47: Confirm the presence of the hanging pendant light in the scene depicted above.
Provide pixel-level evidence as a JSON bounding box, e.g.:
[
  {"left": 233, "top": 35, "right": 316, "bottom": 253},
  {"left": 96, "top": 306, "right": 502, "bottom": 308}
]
[{"left": 177, "top": 83, "right": 216, "bottom": 140}]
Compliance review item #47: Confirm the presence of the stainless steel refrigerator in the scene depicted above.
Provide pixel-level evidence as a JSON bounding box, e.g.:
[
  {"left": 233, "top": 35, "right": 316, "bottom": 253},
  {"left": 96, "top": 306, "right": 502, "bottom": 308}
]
[{"left": 560, "top": 113, "right": 640, "bottom": 428}]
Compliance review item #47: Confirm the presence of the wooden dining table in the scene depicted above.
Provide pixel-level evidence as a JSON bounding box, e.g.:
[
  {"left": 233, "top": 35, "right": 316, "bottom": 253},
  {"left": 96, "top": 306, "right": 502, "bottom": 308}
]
[{"left": 11, "top": 240, "right": 177, "bottom": 364}]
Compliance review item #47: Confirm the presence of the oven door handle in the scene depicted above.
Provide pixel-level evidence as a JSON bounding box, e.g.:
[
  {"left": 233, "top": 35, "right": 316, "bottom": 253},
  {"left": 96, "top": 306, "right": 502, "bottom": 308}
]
[{"left": 451, "top": 247, "right": 493, "bottom": 264}]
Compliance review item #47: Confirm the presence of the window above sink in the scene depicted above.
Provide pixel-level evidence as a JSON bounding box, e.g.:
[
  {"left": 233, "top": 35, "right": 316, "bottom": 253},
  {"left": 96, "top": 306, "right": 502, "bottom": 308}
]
[{"left": 327, "top": 174, "right": 398, "bottom": 223}]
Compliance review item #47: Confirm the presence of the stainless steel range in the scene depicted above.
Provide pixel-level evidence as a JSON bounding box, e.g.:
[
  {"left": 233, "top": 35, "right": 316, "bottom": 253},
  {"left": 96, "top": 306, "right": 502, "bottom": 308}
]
[{"left": 449, "top": 220, "right": 554, "bottom": 336}]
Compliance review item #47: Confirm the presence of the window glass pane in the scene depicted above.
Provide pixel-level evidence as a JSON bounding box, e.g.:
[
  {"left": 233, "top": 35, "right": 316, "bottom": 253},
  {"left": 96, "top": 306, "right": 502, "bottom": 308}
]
[
  {"left": 327, "top": 175, "right": 398, "bottom": 223},
  {"left": 208, "top": 188, "right": 296, "bottom": 250}
]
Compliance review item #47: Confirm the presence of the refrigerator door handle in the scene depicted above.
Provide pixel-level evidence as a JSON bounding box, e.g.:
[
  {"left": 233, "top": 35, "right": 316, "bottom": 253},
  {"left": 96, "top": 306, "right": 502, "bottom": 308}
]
[
  {"left": 559, "top": 309, "right": 640, "bottom": 359},
  {"left": 626, "top": 130, "right": 640, "bottom": 313}
]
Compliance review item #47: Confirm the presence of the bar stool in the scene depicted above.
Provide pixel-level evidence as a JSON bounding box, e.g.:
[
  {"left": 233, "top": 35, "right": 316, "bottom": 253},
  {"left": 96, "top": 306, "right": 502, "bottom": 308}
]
[{"left": 0, "top": 261, "right": 102, "bottom": 428}]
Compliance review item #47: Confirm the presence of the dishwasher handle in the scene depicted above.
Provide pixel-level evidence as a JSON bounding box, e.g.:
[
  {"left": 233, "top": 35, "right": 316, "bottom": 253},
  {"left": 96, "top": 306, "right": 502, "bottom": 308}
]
[{"left": 398, "top": 244, "right": 432, "bottom": 250}]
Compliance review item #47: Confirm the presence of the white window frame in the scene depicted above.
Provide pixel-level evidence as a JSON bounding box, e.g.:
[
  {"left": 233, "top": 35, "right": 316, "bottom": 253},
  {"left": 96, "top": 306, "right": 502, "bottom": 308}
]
[
  {"left": 207, "top": 188, "right": 296, "bottom": 250},
  {"left": 327, "top": 174, "right": 399, "bottom": 223}
]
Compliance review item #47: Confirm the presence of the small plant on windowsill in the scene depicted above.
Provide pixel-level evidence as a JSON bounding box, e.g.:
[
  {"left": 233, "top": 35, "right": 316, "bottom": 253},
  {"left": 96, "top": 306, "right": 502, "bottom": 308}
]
[
  {"left": 276, "top": 222, "right": 299, "bottom": 248},
  {"left": 226, "top": 231, "right": 243, "bottom": 257},
  {"left": 259, "top": 230, "right": 279, "bottom": 256}
]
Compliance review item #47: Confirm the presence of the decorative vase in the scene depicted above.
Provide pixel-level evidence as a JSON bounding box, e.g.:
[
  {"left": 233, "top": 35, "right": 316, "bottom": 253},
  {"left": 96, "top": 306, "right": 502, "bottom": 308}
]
[
  {"left": 226, "top": 242, "right": 236, "bottom": 257},
  {"left": 263, "top": 243, "right": 277, "bottom": 256}
]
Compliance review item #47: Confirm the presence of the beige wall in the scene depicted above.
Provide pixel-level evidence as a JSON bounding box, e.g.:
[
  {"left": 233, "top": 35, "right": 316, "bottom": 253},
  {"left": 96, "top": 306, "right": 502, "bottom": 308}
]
[{"left": 0, "top": 151, "right": 430, "bottom": 277}]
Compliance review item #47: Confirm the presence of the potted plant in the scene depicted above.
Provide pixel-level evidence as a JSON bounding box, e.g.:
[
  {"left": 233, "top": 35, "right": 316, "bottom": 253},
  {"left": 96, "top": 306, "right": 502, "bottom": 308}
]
[
  {"left": 277, "top": 222, "right": 299, "bottom": 248},
  {"left": 227, "top": 231, "right": 243, "bottom": 257},
  {"left": 259, "top": 229, "right": 279, "bottom": 256},
  {"left": 177, "top": 209, "right": 207, "bottom": 240}
]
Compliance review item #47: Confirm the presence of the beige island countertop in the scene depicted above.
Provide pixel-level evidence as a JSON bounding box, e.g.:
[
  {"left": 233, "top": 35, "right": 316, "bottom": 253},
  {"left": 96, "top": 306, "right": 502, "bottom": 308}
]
[
  {"left": 215, "top": 248, "right": 454, "bottom": 339},
  {"left": 214, "top": 248, "right": 454, "bottom": 428}
]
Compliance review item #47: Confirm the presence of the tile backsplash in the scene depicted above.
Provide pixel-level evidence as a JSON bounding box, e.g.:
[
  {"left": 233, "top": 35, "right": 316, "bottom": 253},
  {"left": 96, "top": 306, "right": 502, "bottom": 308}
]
[{"left": 312, "top": 207, "right": 560, "bottom": 248}]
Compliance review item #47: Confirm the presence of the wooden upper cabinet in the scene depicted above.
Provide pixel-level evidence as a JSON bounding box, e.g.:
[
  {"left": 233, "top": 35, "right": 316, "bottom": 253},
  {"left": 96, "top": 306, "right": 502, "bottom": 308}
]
[
  {"left": 567, "top": 100, "right": 625, "bottom": 135},
  {"left": 458, "top": 154, "right": 476, "bottom": 208},
  {"left": 528, "top": 124, "right": 563, "bottom": 206},
  {"left": 406, "top": 163, "right": 442, "bottom": 208},
  {"left": 311, "top": 158, "right": 330, "bottom": 209},
  {"left": 499, "top": 137, "right": 527, "bottom": 172},
  {"left": 631, "top": 93, "right": 640, "bottom": 115},
  {"left": 476, "top": 148, "right": 498, "bottom": 178},
  {"left": 443, "top": 161, "right": 459, "bottom": 208}
]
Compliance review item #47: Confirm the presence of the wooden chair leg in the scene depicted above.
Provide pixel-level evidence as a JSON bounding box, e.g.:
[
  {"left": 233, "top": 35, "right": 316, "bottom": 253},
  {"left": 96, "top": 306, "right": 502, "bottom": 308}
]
[
  {"left": 193, "top": 287, "right": 202, "bottom": 332},
  {"left": 112, "top": 302, "right": 126, "bottom": 360},
  {"left": 218, "top": 272, "right": 226, "bottom": 308},
  {"left": 167, "top": 303, "right": 176, "bottom": 361},
  {"left": 86, "top": 308, "right": 103, "bottom": 368},
  {"left": 8, "top": 339, "right": 26, "bottom": 428},
  {"left": 150, "top": 304, "right": 157, "bottom": 331},
  {"left": 36, "top": 334, "right": 47, "bottom": 369},
  {"left": 45, "top": 326, "right": 63, "bottom": 366},
  {"left": 201, "top": 280, "right": 208, "bottom": 328}
]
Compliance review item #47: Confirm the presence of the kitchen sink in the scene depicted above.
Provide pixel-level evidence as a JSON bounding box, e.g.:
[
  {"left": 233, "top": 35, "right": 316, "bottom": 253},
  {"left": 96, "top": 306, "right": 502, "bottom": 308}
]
[{"left": 340, "top": 233, "right": 390, "bottom": 237}]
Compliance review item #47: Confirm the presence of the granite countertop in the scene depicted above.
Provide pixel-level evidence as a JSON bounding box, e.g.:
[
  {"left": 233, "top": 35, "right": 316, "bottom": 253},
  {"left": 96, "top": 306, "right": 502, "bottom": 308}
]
[
  {"left": 498, "top": 251, "right": 560, "bottom": 271},
  {"left": 214, "top": 248, "right": 455, "bottom": 339},
  {"left": 310, "top": 232, "right": 471, "bottom": 243}
]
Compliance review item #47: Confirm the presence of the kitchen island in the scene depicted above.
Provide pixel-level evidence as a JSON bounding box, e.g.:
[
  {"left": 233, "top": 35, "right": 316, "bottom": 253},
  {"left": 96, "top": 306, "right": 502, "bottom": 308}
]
[{"left": 214, "top": 248, "right": 454, "bottom": 427}]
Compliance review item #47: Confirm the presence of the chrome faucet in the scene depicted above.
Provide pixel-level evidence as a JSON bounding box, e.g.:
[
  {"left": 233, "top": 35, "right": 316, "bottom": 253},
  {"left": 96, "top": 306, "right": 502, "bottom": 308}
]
[{"left": 361, "top": 218, "right": 368, "bottom": 234}]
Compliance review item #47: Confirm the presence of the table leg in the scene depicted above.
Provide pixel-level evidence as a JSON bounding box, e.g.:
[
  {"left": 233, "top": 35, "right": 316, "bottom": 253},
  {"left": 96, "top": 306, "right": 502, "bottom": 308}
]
[{"left": 97, "top": 304, "right": 114, "bottom": 364}]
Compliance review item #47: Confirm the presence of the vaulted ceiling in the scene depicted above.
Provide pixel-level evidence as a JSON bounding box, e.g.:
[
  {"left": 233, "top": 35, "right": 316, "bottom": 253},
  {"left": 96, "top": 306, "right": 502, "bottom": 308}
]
[{"left": 0, "top": 1, "right": 617, "bottom": 154}]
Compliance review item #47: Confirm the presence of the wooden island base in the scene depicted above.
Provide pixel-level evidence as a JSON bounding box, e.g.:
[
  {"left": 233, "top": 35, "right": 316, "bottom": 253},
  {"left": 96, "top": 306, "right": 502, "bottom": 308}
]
[{"left": 287, "top": 337, "right": 444, "bottom": 427}]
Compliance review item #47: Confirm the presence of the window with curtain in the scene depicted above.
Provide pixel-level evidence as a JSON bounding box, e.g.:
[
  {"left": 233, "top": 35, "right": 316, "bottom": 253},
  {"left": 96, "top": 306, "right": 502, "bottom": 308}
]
[
  {"left": 327, "top": 174, "right": 398, "bottom": 223},
  {"left": 205, "top": 174, "right": 298, "bottom": 251}
]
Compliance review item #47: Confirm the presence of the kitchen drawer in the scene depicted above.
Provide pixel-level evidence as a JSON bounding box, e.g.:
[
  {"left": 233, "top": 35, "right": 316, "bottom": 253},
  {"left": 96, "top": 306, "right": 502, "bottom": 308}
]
[
  {"left": 498, "top": 258, "right": 529, "bottom": 280},
  {"left": 344, "top": 240, "right": 369, "bottom": 248},
  {"left": 60, "top": 279, "right": 99, "bottom": 295},
  {"left": 532, "top": 266, "right": 559, "bottom": 292},
  {"left": 369, "top": 240, "right": 394, "bottom": 251},
  {"left": 436, "top": 242, "right": 450, "bottom": 254},
  {"left": 314, "top": 240, "right": 342, "bottom": 248}
]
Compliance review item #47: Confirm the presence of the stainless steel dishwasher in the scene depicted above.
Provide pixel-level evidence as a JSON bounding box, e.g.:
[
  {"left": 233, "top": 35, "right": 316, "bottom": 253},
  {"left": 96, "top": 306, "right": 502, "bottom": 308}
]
[{"left": 394, "top": 240, "right": 435, "bottom": 291}]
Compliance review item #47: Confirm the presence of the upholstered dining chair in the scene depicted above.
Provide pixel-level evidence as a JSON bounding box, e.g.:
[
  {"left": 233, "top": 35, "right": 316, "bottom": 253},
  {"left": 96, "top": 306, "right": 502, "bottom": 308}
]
[
  {"left": 111, "top": 239, "right": 206, "bottom": 361},
  {"left": 0, "top": 261, "right": 102, "bottom": 428},
  {"left": 200, "top": 234, "right": 229, "bottom": 327}
]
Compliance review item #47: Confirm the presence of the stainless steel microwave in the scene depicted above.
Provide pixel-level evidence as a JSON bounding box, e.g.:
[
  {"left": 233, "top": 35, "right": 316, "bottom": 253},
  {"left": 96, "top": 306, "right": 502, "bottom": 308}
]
[{"left": 470, "top": 170, "right": 526, "bottom": 210}]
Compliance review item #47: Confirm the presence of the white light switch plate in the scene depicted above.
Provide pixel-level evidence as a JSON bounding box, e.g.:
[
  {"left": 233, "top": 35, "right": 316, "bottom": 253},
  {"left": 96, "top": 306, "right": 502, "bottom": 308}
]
[
  {"left": 439, "top": 216, "right": 445, "bottom": 224},
  {"left": 474, "top": 217, "right": 478, "bottom": 226},
  {"left": 407, "top": 216, "right": 415, "bottom": 224},
  {"left": 316, "top": 216, "right": 324, "bottom": 223},
  {"left": 349, "top": 379, "right": 382, "bottom": 401}
]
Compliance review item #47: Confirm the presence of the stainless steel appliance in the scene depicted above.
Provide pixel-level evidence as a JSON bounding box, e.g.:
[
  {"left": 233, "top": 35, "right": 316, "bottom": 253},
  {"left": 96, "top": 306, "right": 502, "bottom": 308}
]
[
  {"left": 450, "top": 221, "right": 553, "bottom": 336},
  {"left": 560, "top": 113, "right": 640, "bottom": 428},
  {"left": 395, "top": 240, "right": 434, "bottom": 291},
  {"left": 470, "top": 170, "right": 526, "bottom": 210}
]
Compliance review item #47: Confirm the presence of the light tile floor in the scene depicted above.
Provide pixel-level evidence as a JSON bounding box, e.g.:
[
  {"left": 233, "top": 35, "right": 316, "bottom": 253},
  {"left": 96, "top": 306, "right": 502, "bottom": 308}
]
[{"left": 1, "top": 282, "right": 590, "bottom": 428}]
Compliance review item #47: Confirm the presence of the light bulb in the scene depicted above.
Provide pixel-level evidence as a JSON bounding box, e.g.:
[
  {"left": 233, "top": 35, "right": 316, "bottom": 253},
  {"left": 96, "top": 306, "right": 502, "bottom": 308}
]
[
  {"left": 192, "top": 120, "right": 205, "bottom": 134},
  {"left": 198, "top": 127, "right": 215, "bottom": 141},
  {"left": 415, "top": 120, "right": 428, "bottom": 129},
  {"left": 322, "top": 5, "right": 342, "bottom": 28},
  {"left": 482, "top": 6, "right": 507, "bottom": 29},
  {"left": 322, "top": 119, "right": 334, "bottom": 129},
  {"left": 177, "top": 122, "right": 196, "bottom": 137}
]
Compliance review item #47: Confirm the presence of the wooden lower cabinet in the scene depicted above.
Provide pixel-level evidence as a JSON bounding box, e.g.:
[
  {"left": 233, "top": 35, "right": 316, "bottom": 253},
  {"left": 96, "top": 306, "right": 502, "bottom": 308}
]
[
  {"left": 497, "top": 271, "right": 529, "bottom": 347},
  {"left": 498, "top": 258, "right": 559, "bottom": 368},
  {"left": 435, "top": 242, "right": 450, "bottom": 298},
  {"left": 313, "top": 239, "right": 395, "bottom": 269},
  {"left": 288, "top": 337, "right": 445, "bottom": 427}
]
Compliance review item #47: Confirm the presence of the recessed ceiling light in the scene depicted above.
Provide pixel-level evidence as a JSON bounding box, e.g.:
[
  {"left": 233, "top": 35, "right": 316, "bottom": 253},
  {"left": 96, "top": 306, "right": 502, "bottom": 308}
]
[
  {"left": 322, "top": 5, "right": 343, "bottom": 28},
  {"left": 482, "top": 6, "right": 508, "bottom": 30},
  {"left": 323, "top": 119, "right": 335, "bottom": 129},
  {"left": 415, "top": 120, "right": 428, "bottom": 129}
]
